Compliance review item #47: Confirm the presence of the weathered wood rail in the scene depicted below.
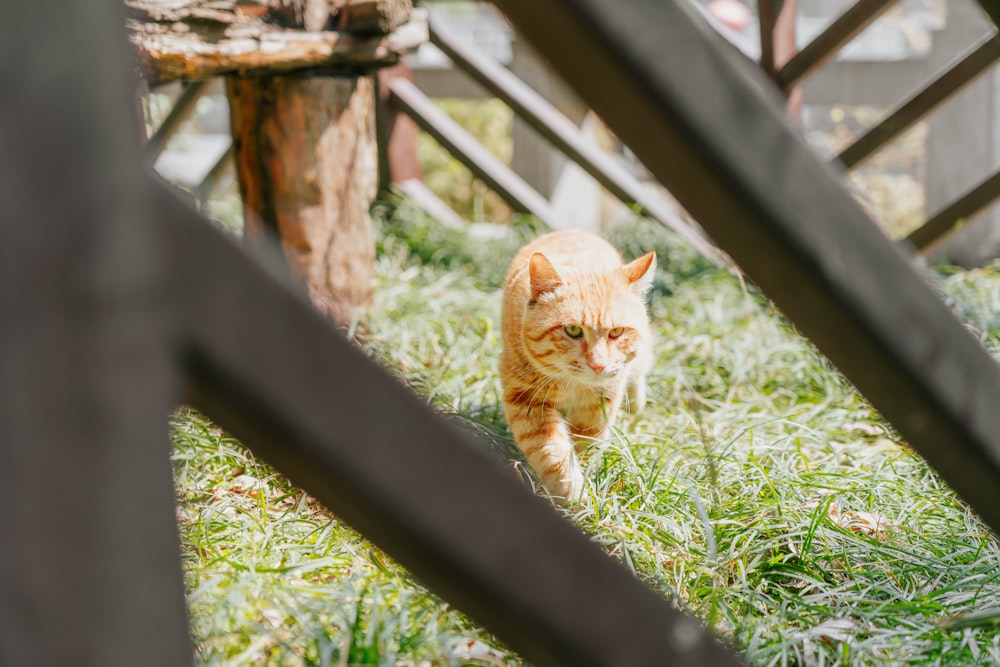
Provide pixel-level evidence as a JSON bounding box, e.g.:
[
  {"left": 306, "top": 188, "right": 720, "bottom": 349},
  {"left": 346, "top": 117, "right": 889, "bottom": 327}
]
[
  {"left": 422, "top": 18, "right": 729, "bottom": 265},
  {"left": 386, "top": 1, "right": 1000, "bottom": 261},
  {"left": 493, "top": 0, "right": 1000, "bottom": 538},
  {"left": 129, "top": 0, "right": 425, "bottom": 85},
  {"left": 386, "top": 75, "right": 558, "bottom": 225},
  {"left": 784, "top": 0, "right": 1000, "bottom": 254}
]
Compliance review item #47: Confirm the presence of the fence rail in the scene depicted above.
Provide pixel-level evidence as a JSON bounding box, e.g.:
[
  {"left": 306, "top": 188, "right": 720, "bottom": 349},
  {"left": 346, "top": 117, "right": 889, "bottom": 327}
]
[
  {"left": 386, "top": 76, "right": 557, "bottom": 224},
  {"left": 425, "top": 18, "right": 728, "bottom": 265},
  {"left": 836, "top": 32, "right": 1000, "bottom": 170},
  {"left": 776, "top": 0, "right": 898, "bottom": 89}
]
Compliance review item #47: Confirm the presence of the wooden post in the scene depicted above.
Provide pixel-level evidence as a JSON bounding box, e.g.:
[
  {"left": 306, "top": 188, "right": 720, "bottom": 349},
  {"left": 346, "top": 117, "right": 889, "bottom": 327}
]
[
  {"left": 129, "top": 2, "right": 426, "bottom": 321},
  {"left": 214, "top": 0, "right": 415, "bottom": 325},
  {"left": 377, "top": 62, "right": 424, "bottom": 190},
  {"left": 2, "top": 4, "right": 194, "bottom": 664},
  {"left": 227, "top": 73, "right": 378, "bottom": 324},
  {"left": 128, "top": 0, "right": 422, "bottom": 326}
]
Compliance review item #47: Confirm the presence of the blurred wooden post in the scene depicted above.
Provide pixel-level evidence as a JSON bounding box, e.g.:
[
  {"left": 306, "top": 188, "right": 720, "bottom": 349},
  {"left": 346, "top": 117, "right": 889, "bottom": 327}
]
[
  {"left": 2, "top": 4, "right": 194, "bottom": 664},
  {"left": 756, "top": 0, "right": 801, "bottom": 123},
  {"left": 773, "top": 0, "right": 801, "bottom": 124}
]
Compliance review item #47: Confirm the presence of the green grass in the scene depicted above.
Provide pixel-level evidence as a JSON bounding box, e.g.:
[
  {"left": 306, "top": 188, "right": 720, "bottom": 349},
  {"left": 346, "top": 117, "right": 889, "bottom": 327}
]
[{"left": 174, "top": 202, "right": 1000, "bottom": 665}]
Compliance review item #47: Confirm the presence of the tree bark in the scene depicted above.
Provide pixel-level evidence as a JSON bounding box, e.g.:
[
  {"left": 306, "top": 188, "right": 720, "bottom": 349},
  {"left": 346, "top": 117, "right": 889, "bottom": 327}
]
[
  {"left": 227, "top": 73, "right": 378, "bottom": 325},
  {"left": 338, "top": 0, "right": 412, "bottom": 35},
  {"left": 268, "top": 0, "right": 336, "bottom": 31}
]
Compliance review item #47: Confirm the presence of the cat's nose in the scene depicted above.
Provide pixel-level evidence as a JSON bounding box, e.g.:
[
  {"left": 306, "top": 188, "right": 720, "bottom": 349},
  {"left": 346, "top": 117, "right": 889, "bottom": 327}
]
[{"left": 587, "top": 360, "right": 607, "bottom": 374}]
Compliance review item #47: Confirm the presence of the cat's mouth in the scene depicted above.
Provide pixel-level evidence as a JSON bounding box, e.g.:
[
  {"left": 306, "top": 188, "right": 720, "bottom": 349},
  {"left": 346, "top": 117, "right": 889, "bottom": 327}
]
[{"left": 574, "top": 365, "right": 621, "bottom": 384}]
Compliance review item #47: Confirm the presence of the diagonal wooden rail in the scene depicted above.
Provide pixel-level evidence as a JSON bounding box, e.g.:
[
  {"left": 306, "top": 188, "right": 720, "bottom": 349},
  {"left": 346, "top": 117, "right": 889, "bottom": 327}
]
[
  {"left": 143, "top": 79, "right": 212, "bottom": 161},
  {"left": 837, "top": 33, "right": 1000, "bottom": 169},
  {"left": 427, "top": 18, "right": 728, "bottom": 266},
  {"left": 906, "top": 169, "right": 1000, "bottom": 252},
  {"left": 776, "top": 0, "right": 898, "bottom": 90},
  {"left": 785, "top": 0, "right": 1000, "bottom": 253},
  {"left": 758, "top": 0, "right": 781, "bottom": 78},
  {"left": 2, "top": 2, "right": 743, "bottom": 666},
  {"left": 387, "top": 76, "right": 559, "bottom": 225},
  {"left": 490, "top": 0, "right": 1000, "bottom": 536}
]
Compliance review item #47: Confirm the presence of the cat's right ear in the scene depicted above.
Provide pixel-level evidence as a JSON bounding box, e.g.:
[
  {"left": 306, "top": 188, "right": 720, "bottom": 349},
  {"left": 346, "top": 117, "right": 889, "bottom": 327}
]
[
  {"left": 623, "top": 251, "right": 657, "bottom": 296},
  {"left": 529, "top": 253, "right": 563, "bottom": 299}
]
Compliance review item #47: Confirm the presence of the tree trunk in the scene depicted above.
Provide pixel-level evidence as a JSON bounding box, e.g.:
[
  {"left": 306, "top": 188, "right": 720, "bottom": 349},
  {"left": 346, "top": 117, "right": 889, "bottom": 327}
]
[{"left": 227, "top": 73, "right": 377, "bottom": 325}]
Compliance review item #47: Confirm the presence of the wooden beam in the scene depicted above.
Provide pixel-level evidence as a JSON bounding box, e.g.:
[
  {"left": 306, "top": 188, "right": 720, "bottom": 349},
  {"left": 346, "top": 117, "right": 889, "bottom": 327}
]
[
  {"left": 143, "top": 79, "right": 211, "bottom": 161},
  {"left": 153, "top": 178, "right": 742, "bottom": 667},
  {"left": 129, "top": 7, "right": 427, "bottom": 85},
  {"left": 906, "top": 169, "right": 1000, "bottom": 253},
  {"left": 490, "top": 0, "right": 1000, "bottom": 538},
  {"left": 837, "top": 33, "right": 1000, "bottom": 169},
  {"left": 777, "top": 0, "right": 898, "bottom": 90},
  {"left": 758, "top": 0, "right": 780, "bottom": 78},
  {"left": 387, "top": 77, "right": 558, "bottom": 225},
  {"left": 0, "top": 3, "right": 193, "bottom": 665},
  {"left": 428, "top": 19, "right": 728, "bottom": 265}
]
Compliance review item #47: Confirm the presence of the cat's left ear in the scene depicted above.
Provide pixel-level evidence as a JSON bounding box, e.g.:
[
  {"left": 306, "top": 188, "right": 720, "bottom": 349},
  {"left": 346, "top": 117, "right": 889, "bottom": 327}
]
[{"left": 622, "top": 251, "right": 657, "bottom": 295}]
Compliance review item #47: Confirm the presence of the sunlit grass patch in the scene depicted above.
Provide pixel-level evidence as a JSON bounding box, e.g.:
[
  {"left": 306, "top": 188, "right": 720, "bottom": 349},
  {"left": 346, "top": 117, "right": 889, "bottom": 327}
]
[{"left": 174, "top": 203, "right": 1000, "bottom": 666}]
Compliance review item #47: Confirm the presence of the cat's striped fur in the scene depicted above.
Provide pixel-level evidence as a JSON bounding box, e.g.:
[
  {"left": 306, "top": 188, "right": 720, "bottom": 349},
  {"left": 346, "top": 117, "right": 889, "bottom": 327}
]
[{"left": 500, "top": 230, "right": 656, "bottom": 502}]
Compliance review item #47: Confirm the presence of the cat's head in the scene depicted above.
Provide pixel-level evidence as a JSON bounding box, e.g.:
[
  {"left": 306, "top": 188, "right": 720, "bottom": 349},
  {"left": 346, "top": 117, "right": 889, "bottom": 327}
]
[{"left": 521, "top": 250, "right": 656, "bottom": 385}]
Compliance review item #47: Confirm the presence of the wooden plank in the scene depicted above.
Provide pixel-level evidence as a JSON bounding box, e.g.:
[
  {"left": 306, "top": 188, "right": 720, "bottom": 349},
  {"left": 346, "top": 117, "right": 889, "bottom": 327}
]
[
  {"left": 0, "top": 3, "right": 193, "bottom": 665},
  {"left": 777, "top": 0, "right": 898, "bottom": 90},
  {"left": 758, "top": 0, "right": 779, "bottom": 78},
  {"left": 196, "top": 143, "right": 235, "bottom": 200},
  {"left": 387, "top": 76, "right": 558, "bottom": 225},
  {"left": 977, "top": 0, "right": 1000, "bottom": 26},
  {"left": 428, "top": 19, "right": 728, "bottom": 266},
  {"left": 490, "top": 0, "right": 1000, "bottom": 537},
  {"left": 337, "top": 0, "right": 413, "bottom": 35},
  {"left": 129, "top": 7, "right": 428, "bottom": 85},
  {"left": 837, "top": 33, "right": 1000, "bottom": 169},
  {"left": 143, "top": 79, "right": 212, "bottom": 160},
  {"left": 906, "top": 169, "right": 1000, "bottom": 252},
  {"left": 153, "top": 179, "right": 744, "bottom": 667}
]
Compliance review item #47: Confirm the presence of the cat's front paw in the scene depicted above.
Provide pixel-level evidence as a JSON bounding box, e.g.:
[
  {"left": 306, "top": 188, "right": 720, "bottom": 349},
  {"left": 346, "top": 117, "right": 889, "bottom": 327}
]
[{"left": 626, "top": 381, "right": 647, "bottom": 414}]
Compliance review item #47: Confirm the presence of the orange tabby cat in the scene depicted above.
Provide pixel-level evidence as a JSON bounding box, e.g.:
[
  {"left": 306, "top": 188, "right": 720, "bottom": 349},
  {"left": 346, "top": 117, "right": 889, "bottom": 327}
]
[{"left": 500, "top": 230, "right": 656, "bottom": 502}]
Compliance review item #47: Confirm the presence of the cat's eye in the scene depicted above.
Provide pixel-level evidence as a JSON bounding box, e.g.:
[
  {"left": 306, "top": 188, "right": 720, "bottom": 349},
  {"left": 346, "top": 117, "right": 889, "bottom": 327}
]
[
  {"left": 564, "top": 324, "right": 584, "bottom": 338},
  {"left": 608, "top": 327, "right": 625, "bottom": 339}
]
